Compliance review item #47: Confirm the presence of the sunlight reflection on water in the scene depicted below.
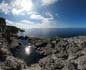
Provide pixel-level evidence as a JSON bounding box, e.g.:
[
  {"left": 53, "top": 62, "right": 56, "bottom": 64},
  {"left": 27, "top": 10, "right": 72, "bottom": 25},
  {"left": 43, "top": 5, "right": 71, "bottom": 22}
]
[{"left": 25, "top": 45, "right": 32, "bottom": 55}]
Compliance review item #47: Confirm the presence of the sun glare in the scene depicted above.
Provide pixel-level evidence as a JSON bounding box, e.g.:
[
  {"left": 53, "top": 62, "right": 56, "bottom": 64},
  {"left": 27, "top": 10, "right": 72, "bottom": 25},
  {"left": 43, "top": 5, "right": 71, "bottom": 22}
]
[
  {"left": 25, "top": 46, "right": 31, "bottom": 55},
  {"left": 13, "top": 0, "right": 33, "bottom": 13},
  {"left": 21, "top": 0, "right": 32, "bottom": 11}
]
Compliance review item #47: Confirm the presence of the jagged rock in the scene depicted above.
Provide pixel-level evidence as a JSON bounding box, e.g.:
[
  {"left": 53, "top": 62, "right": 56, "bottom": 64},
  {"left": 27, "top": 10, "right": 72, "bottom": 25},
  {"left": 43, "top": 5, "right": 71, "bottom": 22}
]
[
  {"left": 6, "top": 26, "right": 24, "bottom": 34},
  {"left": 28, "top": 64, "right": 41, "bottom": 70},
  {"left": 1, "top": 20, "right": 86, "bottom": 70},
  {"left": 1, "top": 56, "right": 27, "bottom": 70},
  {"left": 39, "top": 54, "right": 64, "bottom": 70},
  {"left": 0, "top": 17, "right": 6, "bottom": 32},
  {"left": 0, "top": 17, "right": 24, "bottom": 38},
  {"left": 75, "top": 55, "right": 86, "bottom": 70},
  {"left": 63, "top": 61, "right": 78, "bottom": 70}
]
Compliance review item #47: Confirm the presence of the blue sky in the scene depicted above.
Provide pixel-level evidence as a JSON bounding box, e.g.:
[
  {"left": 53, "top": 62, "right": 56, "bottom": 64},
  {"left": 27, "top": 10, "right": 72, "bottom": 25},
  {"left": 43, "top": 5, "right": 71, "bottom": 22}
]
[{"left": 0, "top": 0, "right": 86, "bottom": 29}]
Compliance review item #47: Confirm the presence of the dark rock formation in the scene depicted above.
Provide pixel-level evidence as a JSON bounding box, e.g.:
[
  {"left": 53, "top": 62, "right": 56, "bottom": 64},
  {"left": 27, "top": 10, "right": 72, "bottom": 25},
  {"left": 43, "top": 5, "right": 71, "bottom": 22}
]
[
  {"left": 0, "top": 18, "right": 6, "bottom": 25},
  {"left": 0, "top": 18, "right": 6, "bottom": 32},
  {"left": 6, "top": 26, "right": 24, "bottom": 34},
  {"left": 0, "top": 17, "right": 24, "bottom": 34}
]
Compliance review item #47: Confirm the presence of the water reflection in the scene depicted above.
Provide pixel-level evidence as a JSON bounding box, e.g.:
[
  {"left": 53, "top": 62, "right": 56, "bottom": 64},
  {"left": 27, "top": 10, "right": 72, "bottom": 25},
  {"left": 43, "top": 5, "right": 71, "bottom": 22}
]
[
  {"left": 10, "top": 36, "right": 41, "bottom": 65},
  {"left": 25, "top": 46, "right": 31, "bottom": 55}
]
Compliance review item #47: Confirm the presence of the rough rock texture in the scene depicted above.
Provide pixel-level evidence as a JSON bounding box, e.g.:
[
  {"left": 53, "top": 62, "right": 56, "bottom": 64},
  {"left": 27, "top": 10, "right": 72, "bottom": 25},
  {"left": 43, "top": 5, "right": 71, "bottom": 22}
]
[
  {"left": 0, "top": 17, "right": 24, "bottom": 34},
  {"left": 31, "top": 36, "right": 86, "bottom": 70},
  {"left": 1, "top": 30, "right": 86, "bottom": 70},
  {"left": 1, "top": 18, "right": 86, "bottom": 70},
  {"left": 1, "top": 21, "right": 86, "bottom": 70}
]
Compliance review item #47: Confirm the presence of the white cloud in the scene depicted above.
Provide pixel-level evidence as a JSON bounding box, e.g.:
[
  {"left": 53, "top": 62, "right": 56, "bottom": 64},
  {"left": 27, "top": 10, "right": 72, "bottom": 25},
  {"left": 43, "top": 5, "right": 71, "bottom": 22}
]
[
  {"left": 6, "top": 18, "right": 57, "bottom": 29},
  {"left": 41, "top": 0, "right": 58, "bottom": 6},
  {"left": 11, "top": 0, "right": 33, "bottom": 15},
  {"left": 30, "top": 14, "right": 44, "bottom": 20},
  {"left": 0, "top": 0, "right": 33, "bottom": 15},
  {"left": 0, "top": 1, "right": 11, "bottom": 14},
  {"left": 1, "top": 0, "right": 59, "bottom": 29},
  {"left": 0, "top": 0, "right": 58, "bottom": 15},
  {"left": 11, "top": 8, "right": 22, "bottom": 15},
  {"left": 19, "top": 21, "right": 57, "bottom": 29},
  {"left": 6, "top": 19, "right": 17, "bottom": 26},
  {"left": 30, "top": 12, "right": 54, "bottom": 21}
]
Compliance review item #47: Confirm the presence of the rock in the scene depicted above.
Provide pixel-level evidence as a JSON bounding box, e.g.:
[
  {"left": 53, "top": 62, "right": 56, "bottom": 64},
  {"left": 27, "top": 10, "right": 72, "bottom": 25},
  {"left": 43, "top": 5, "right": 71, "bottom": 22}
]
[
  {"left": 35, "top": 40, "right": 47, "bottom": 48},
  {"left": 1, "top": 21, "right": 86, "bottom": 70},
  {"left": 39, "top": 54, "right": 64, "bottom": 70},
  {"left": 75, "top": 55, "right": 86, "bottom": 70},
  {"left": 0, "top": 17, "right": 6, "bottom": 32},
  {"left": 28, "top": 64, "right": 41, "bottom": 70},
  {"left": 1, "top": 56, "right": 27, "bottom": 70},
  {"left": 0, "top": 42, "right": 11, "bottom": 61},
  {"left": 63, "top": 61, "right": 78, "bottom": 70},
  {"left": 6, "top": 26, "right": 24, "bottom": 34}
]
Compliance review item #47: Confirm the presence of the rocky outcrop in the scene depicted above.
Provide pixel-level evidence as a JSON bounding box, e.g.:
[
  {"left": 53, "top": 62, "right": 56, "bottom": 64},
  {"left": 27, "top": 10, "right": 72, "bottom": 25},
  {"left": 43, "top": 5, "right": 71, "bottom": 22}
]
[
  {"left": 1, "top": 35, "right": 86, "bottom": 70},
  {"left": 1, "top": 18, "right": 86, "bottom": 70},
  {"left": 28, "top": 36, "right": 86, "bottom": 70},
  {"left": 0, "top": 18, "right": 6, "bottom": 32},
  {"left": 6, "top": 26, "right": 24, "bottom": 34},
  {"left": 0, "top": 17, "right": 24, "bottom": 34},
  {"left": 1, "top": 56, "right": 27, "bottom": 70}
]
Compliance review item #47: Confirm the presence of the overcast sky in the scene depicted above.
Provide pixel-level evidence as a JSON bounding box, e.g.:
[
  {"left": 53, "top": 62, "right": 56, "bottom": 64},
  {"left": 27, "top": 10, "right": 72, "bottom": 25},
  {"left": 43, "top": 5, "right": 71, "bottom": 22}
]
[{"left": 0, "top": 0, "right": 86, "bottom": 29}]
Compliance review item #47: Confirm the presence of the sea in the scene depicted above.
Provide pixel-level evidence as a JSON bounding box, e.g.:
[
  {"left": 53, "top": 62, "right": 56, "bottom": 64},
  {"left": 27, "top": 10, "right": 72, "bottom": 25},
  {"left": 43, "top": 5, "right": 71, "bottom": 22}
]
[{"left": 18, "top": 28, "right": 86, "bottom": 38}]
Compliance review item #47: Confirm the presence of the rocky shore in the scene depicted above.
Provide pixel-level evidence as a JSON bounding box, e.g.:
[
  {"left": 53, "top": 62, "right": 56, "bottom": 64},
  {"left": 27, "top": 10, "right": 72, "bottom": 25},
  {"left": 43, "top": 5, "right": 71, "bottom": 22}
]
[
  {"left": 0, "top": 17, "right": 86, "bottom": 70},
  {"left": 1, "top": 32, "right": 86, "bottom": 70}
]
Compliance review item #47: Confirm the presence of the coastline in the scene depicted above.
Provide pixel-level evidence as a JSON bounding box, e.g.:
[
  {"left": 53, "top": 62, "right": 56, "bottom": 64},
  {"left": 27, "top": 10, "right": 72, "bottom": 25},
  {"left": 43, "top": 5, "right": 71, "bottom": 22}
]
[{"left": 0, "top": 34, "right": 86, "bottom": 70}]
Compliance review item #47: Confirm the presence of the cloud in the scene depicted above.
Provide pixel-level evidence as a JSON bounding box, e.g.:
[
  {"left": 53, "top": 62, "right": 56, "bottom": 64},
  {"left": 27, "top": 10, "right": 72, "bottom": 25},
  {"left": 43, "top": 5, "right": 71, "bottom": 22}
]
[
  {"left": 45, "top": 12, "right": 54, "bottom": 20},
  {"left": 6, "top": 18, "right": 57, "bottom": 29},
  {"left": 30, "top": 14, "right": 44, "bottom": 20},
  {"left": 11, "top": 0, "right": 33, "bottom": 15},
  {"left": 1, "top": 0, "right": 59, "bottom": 29},
  {"left": 6, "top": 19, "right": 16, "bottom": 26},
  {"left": 30, "top": 12, "right": 54, "bottom": 21},
  {"left": 6, "top": 9, "right": 57, "bottom": 29},
  {"left": 0, "top": 0, "right": 57, "bottom": 15},
  {"left": 0, "top": 0, "right": 33, "bottom": 15},
  {"left": 41, "top": 0, "right": 58, "bottom": 6},
  {"left": 0, "top": 1, "right": 11, "bottom": 14}
]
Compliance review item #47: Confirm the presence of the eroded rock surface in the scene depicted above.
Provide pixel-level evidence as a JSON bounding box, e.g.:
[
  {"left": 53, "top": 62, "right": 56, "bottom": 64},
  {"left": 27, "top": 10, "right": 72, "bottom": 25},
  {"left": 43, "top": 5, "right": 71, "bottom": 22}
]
[{"left": 1, "top": 31, "right": 86, "bottom": 70}]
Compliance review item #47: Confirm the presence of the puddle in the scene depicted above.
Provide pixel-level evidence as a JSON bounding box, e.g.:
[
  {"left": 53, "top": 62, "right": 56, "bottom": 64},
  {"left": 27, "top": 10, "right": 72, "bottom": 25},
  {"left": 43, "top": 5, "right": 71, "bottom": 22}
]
[{"left": 10, "top": 36, "right": 41, "bottom": 65}]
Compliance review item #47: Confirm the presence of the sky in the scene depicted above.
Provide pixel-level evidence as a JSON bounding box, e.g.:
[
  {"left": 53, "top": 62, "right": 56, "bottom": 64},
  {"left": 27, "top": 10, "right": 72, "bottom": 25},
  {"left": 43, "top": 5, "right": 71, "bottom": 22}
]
[{"left": 0, "top": 0, "right": 86, "bottom": 29}]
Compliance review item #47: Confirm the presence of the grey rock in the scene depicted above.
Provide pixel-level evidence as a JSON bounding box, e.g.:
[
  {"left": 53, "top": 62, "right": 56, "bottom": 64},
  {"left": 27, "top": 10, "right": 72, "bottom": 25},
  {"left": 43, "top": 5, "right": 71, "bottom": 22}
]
[
  {"left": 39, "top": 54, "right": 64, "bottom": 70},
  {"left": 1, "top": 56, "right": 27, "bottom": 70}
]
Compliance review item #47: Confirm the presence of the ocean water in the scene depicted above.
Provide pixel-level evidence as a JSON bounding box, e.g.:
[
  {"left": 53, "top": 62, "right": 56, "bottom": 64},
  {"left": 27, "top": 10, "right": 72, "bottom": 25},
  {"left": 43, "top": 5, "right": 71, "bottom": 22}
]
[{"left": 19, "top": 28, "right": 86, "bottom": 38}]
